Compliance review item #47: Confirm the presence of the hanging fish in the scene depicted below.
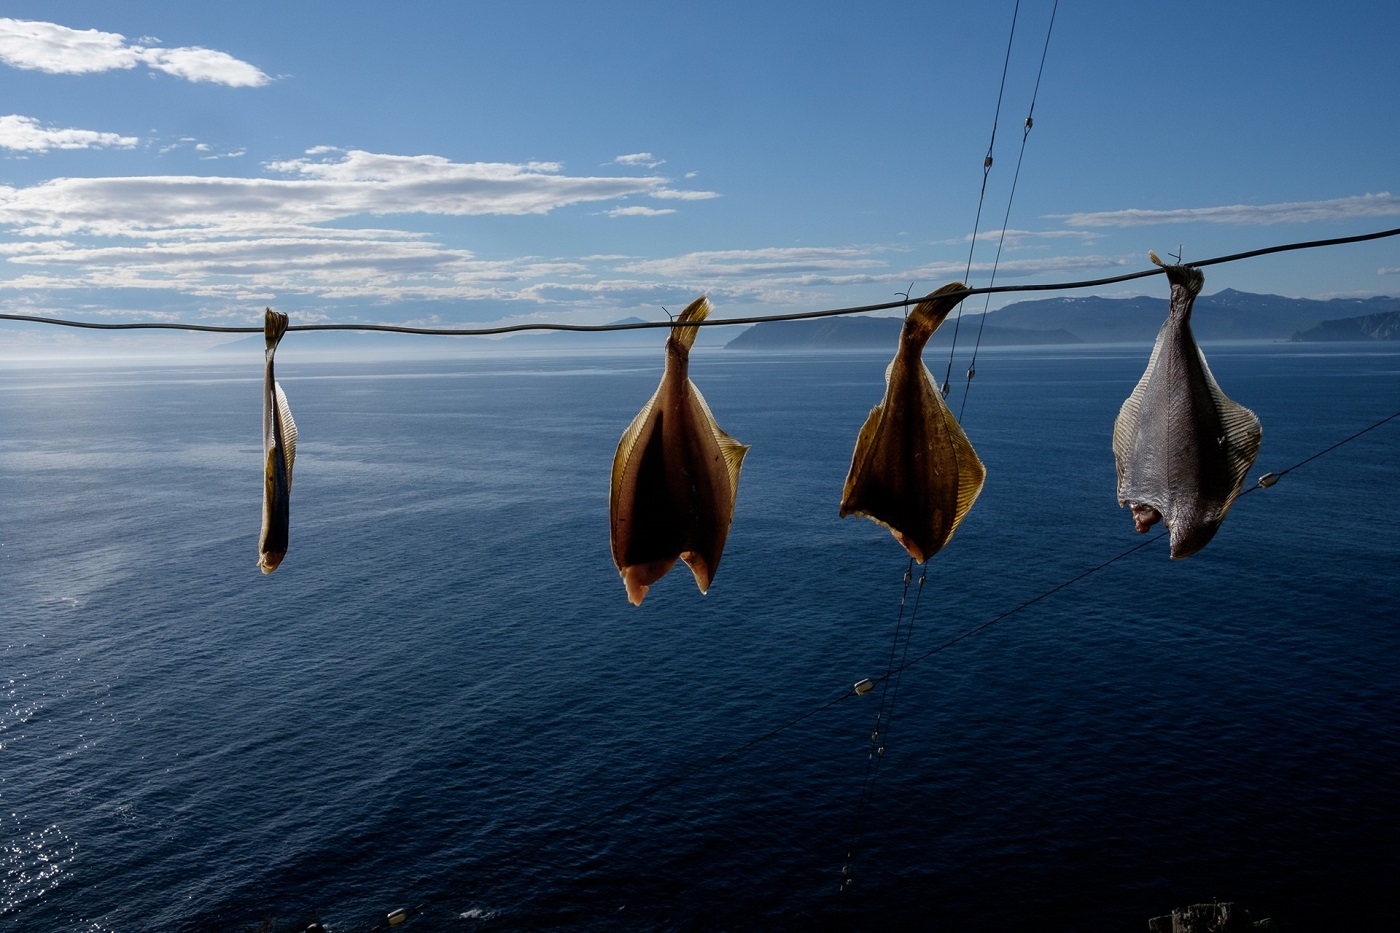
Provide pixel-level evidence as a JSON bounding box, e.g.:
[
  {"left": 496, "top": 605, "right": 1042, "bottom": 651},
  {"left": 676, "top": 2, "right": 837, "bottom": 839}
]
[
  {"left": 840, "top": 282, "right": 985, "bottom": 563},
  {"left": 610, "top": 296, "right": 749, "bottom": 605},
  {"left": 259, "top": 308, "right": 298, "bottom": 573},
  {"left": 1112, "top": 254, "right": 1262, "bottom": 559}
]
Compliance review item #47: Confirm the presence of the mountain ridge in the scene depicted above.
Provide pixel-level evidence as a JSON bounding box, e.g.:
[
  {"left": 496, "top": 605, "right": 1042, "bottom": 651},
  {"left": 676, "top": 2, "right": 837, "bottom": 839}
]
[{"left": 725, "top": 289, "right": 1400, "bottom": 348}]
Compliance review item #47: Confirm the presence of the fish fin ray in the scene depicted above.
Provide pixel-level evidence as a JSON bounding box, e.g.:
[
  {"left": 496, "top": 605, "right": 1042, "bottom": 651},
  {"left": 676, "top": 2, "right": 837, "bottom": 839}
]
[
  {"left": 671, "top": 296, "right": 710, "bottom": 351},
  {"left": 610, "top": 391, "right": 659, "bottom": 521},
  {"left": 688, "top": 381, "right": 749, "bottom": 489},
  {"left": 274, "top": 383, "right": 297, "bottom": 479},
  {"left": 264, "top": 308, "right": 288, "bottom": 349}
]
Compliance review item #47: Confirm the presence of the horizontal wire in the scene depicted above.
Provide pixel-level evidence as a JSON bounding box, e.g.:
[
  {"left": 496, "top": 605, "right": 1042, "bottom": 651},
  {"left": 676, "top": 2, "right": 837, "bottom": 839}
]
[{"left": 3, "top": 225, "right": 1398, "bottom": 338}]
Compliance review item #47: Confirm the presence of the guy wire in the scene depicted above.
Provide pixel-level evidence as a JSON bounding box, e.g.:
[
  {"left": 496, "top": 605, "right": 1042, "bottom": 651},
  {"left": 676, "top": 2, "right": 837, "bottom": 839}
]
[
  {"left": 944, "top": 0, "right": 1023, "bottom": 396},
  {"left": 959, "top": 0, "right": 1061, "bottom": 421}
]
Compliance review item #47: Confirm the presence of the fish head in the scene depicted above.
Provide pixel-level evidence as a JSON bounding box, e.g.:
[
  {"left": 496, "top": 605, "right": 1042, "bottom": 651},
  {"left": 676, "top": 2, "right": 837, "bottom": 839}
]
[{"left": 1129, "top": 501, "right": 1162, "bottom": 533}]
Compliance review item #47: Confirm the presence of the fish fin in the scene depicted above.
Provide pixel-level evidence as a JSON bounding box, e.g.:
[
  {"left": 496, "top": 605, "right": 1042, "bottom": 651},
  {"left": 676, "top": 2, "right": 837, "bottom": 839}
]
[
  {"left": 609, "top": 389, "right": 664, "bottom": 586},
  {"left": 1111, "top": 333, "right": 1164, "bottom": 502},
  {"left": 921, "top": 364, "right": 986, "bottom": 542},
  {"left": 622, "top": 559, "right": 675, "bottom": 606},
  {"left": 1202, "top": 362, "right": 1263, "bottom": 519},
  {"left": 274, "top": 382, "right": 297, "bottom": 481},
  {"left": 901, "top": 282, "right": 968, "bottom": 345},
  {"left": 838, "top": 401, "right": 885, "bottom": 517},
  {"left": 610, "top": 392, "right": 658, "bottom": 509},
  {"left": 943, "top": 406, "right": 987, "bottom": 537},
  {"left": 688, "top": 381, "right": 750, "bottom": 490},
  {"left": 670, "top": 295, "right": 710, "bottom": 351},
  {"left": 264, "top": 307, "right": 288, "bottom": 350},
  {"left": 679, "top": 551, "right": 712, "bottom": 594}
]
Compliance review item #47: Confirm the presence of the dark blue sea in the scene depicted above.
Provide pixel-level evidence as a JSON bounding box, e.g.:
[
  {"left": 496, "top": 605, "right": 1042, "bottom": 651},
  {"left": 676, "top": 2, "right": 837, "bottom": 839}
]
[{"left": 2, "top": 342, "right": 1398, "bottom": 932}]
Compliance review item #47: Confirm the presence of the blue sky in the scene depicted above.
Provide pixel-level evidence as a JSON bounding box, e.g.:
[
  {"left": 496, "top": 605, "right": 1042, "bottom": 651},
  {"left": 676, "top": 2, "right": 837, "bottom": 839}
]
[{"left": 2, "top": 1, "right": 1398, "bottom": 337}]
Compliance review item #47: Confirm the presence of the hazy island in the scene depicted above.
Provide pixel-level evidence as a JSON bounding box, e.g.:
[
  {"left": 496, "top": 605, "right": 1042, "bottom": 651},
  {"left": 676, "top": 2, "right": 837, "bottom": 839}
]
[{"left": 725, "top": 289, "right": 1400, "bottom": 349}]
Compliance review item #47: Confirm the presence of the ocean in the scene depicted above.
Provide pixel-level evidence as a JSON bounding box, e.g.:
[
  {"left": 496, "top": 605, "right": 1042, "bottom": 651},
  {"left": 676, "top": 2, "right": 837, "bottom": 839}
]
[{"left": 2, "top": 342, "right": 1397, "bottom": 932}]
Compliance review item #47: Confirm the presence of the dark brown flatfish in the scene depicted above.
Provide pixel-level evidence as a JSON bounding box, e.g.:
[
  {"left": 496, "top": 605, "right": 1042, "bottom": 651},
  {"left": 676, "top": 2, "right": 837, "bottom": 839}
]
[
  {"left": 840, "top": 282, "right": 985, "bottom": 563},
  {"left": 610, "top": 296, "right": 749, "bottom": 605}
]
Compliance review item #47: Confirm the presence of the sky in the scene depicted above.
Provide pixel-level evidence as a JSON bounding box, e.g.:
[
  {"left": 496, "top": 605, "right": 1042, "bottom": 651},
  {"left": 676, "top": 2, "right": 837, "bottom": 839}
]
[{"left": 1, "top": 0, "right": 1399, "bottom": 342}]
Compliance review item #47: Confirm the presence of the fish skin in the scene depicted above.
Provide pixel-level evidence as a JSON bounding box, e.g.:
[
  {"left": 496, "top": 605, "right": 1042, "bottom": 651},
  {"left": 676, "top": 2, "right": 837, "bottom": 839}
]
[
  {"left": 1112, "top": 260, "right": 1262, "bottom": 559},
  {"left": 259, "top": 308, "right": 298, "bottom": 573},
  {"left": 610, "top": 296, "right": 749, "bottom": 605},
  {"left": 840, "top": 282, "right": 985, "bottom": 563}
]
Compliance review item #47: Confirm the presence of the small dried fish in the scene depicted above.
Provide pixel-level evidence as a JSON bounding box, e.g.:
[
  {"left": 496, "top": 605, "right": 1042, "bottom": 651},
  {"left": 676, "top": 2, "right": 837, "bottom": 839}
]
[
  {"left": 259, "top": 308, "right": 298, "bottom": 573},
  {"left": 840, "top": 282, "right": 985, "bottom": 563},
  {"left": 610, "top": 296, "right": 749, "bottom": 605},
  {"left": 1112, "top": 255, "right": 1262, "bottom": 558}
]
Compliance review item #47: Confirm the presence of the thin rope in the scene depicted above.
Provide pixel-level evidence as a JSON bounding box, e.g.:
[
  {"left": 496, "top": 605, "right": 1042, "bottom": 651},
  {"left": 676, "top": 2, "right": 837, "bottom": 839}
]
[
  {"left": 1241, "top": 408, "right": 1400, "bottom": 495},
  {"left": 842, "top": 559, "right": 930, "bottom": 888},
  {"left": 944, "top": 0, "right": 1023, "bottom": 396},
  {"left": 959, "top": 0, "right": 1060, "bottom": 421},
  {"left": 2, "top": 226, "right": 1398, "bottom": 338}
]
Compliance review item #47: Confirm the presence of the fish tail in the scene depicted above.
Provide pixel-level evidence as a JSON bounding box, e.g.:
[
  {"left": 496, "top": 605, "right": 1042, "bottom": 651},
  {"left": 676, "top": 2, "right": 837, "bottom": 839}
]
[
  {"left": 671, "top": 296, "right": 711, "bottom": 350},
  {"left": 264, "top": 307, "right": 289, "bottom": 351},
  {"left": 903, "top": 281, "right": 968, "bottom": 345},
  {"left": 1148, "top": 251, "right": 1204, "bottom": 298}
]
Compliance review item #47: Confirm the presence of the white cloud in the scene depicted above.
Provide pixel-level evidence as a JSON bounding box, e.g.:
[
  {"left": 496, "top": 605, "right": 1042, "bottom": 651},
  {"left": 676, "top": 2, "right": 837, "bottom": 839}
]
[
  {"left": 907, "top": 254, "right": 1129, "bottom": 282},
  {"left": 616, "top": 246, "right": 883, "bottom": 280},
  {"left": 0, "top": 114, "right": 138, "bottom": 151},
  {"left": 613, "top": 152, "right": 664, "bottom": 168},
  {"left": 607, "top": 206, "right": 676, "bottom": 217},
  {"left": 0, "top": 148, "right": 688, "bottom": 236},
  {"left": 1058, "top": 192, "right": 1400, "bottom": 227},
  {"left": 960, "top": 227, "right": 1104, "bottom": 248},
  {"left": 137, "top": 45, "right": 268, "bottom": 87},
  {"left": 650, "top": 187, "right": 720, "bottom": 201},
  {"left": 0, "top": 17, "right": 270, "bottom": 87},
  {"left": 0, "top": 147, "right": 728, "bottom": 308}
]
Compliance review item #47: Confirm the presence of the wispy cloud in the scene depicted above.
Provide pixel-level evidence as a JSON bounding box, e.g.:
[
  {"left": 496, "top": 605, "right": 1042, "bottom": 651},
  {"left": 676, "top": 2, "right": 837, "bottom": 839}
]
[
  {"left": 0, "top": 147, "right": 727, "bottom": 310},
  {"left": 1057, "top": 192, "right": 1400, "bottom": 228},
  {"left": 612, "top": 152, "right": 665, "bottom": 169},
  {"left": 0, "top": 148, "right": 695, "bottom": 236},
  {"left": 607, "top": 206, "right": 676, "bottom": 217},
  {"left": 907, "top": 254, "right": 1129, "bottom": 282},
  {"left": 0, "top": 17, "right": 270, "bottom": 87},
  {"left": 957, "top": 227, "right": 1104, "bottom": 248},
  {"left": 615, "top": 246, "right": 883, "bottom": 281},
  {"left": 0, "top": 114, "right": 138, "bottom": 152},
  {"left": 650, "top": 187, "right": 719, "bottom": 202}
]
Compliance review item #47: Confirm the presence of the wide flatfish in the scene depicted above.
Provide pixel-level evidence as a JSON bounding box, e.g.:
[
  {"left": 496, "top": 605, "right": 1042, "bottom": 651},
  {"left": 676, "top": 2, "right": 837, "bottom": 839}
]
[
  {"left": 1112, "top": 255, "right": 1262, "bottom": 558},
  {"left": 610, "top": 297, "right": 749, "bottom": 605},
  {"left": 840, "top": 282, "right": 985, "bottom": 563}
]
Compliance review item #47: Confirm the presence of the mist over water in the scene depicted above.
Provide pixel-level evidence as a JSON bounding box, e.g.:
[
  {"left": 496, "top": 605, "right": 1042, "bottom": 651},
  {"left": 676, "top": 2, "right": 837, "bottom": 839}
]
[{"left": 3, "top": 344, "right": 1397, "bottom": 931}]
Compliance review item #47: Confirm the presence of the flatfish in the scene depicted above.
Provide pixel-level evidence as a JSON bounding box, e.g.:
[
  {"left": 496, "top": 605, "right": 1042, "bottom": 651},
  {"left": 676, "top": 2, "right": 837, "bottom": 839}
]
[
  {"left": 1112, "top": 255, "right": 1262, "bottom": 558},
  {"left": 840, "top": 282, "right": 985, "bottom": 563},
  {"left": 259, "top": 308, "right": 298, "bottom": 573},
  {"left": 610, "top": 297, "right": 749, "bottom": 605}
]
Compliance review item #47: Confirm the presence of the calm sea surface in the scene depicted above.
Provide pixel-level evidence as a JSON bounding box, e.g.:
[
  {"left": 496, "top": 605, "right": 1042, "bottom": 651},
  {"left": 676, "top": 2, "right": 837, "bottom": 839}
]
[{"left": 2, "top": 343, "right": 1397, "bottom": 932}]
